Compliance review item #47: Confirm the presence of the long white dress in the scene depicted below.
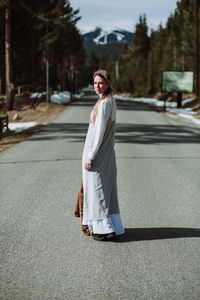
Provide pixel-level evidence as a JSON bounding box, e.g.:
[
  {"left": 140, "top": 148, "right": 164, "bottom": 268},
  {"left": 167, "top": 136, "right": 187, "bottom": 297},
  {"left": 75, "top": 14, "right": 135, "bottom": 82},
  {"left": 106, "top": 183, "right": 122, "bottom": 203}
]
[{"left": 82, "top": 95, "right": 124, "bottom": 235}]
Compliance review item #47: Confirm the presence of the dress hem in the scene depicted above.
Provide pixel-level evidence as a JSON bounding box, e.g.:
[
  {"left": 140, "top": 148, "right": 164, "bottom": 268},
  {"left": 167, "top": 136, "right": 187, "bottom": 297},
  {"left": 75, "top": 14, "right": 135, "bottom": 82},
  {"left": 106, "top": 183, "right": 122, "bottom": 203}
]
[{"left": 82, "top": 213, "right": 125, "bottom": 235}]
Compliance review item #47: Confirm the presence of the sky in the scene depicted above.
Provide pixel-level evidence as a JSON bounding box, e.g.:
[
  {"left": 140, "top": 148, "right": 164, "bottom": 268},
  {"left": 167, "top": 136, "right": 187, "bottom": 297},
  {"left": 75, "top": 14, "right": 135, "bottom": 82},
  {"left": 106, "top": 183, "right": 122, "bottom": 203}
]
[{"left": 69, "top": 0, "right": 179, "bottom": 33}]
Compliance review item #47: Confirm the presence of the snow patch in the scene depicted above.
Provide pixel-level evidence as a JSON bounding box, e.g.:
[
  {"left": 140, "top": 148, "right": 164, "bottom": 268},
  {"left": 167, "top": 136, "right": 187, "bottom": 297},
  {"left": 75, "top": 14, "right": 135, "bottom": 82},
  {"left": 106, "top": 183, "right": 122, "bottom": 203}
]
[
  {"left": 93, "top": 27, "right": 128, "bottom": 45},
  {"left": 50, "top": 91, "right": 84, "bottom": 104},
  {"left": 8, "top": 122, "right": 37, "bottom": 133},
  {"left": 73, "top": 92, "right": 84, "bottom": 99},
  {"left": 114, "top": 95, "right": 199, "bottom": 125},
  {"left": 50, "top": 91, "right": 71, "bottom": 104},
  {"left": 31, "top": 90, "right": 84, "bottom": 105},
  {"left": 31, "top": 92, "right": 46, "bottom": 98},
  {"left": 116, "top": 33, "right": 124, "bottom": 41}
]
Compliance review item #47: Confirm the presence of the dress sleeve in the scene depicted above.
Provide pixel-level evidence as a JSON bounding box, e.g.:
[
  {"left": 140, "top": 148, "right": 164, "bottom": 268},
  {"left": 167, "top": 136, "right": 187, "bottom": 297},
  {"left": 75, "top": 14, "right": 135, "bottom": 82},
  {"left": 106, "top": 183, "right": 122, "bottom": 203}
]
[{"left": 87, "top": 100, "right": 111, "bottom": 160}]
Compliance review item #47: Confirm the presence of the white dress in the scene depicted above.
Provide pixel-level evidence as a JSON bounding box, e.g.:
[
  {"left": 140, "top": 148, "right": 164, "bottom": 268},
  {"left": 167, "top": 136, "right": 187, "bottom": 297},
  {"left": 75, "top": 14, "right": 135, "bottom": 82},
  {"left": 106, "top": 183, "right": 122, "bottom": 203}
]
[{"left": 82, "top": 95, "right": 124, "bottom": 235}]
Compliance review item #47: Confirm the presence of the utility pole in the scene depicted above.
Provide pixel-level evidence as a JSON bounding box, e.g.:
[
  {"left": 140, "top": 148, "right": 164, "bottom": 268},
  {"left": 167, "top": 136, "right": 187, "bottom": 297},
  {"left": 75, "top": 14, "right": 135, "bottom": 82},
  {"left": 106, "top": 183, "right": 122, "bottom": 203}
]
[
  {"left": 115, "top": 60, "right": 119, "bottom": 82},
  {"left": 195, "top": 0, "right": 199, "bottom": 98}
]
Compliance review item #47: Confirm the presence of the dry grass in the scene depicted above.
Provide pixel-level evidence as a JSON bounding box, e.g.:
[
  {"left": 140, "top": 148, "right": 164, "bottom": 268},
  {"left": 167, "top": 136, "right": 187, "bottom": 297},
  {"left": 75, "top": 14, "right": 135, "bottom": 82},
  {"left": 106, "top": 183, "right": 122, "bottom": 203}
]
[{"left": 0, "top": 95, "right": 67, "bottom": 153}]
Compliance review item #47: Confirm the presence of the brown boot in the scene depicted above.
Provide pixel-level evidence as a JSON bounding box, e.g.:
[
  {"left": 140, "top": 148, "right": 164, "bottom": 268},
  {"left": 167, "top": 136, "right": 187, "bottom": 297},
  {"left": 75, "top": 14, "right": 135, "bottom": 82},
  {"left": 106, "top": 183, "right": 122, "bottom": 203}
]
[
  {"left": 79, "top": 182, "right": 90, "bottom": 236},
  {"left": 74, "top": 181, "right": 84, "bottom": 217},
  {"left": 82, "top": 225, "right": 90, "bottom": 236},
  {"left": 74, "top": 193, "right": 80, "bottom": 217},
  {"left": 89, "top": 231, "right": 94, "bottom": 237},
  {"left": 74, "top": 181, "right": 90, "bottom": 236}
]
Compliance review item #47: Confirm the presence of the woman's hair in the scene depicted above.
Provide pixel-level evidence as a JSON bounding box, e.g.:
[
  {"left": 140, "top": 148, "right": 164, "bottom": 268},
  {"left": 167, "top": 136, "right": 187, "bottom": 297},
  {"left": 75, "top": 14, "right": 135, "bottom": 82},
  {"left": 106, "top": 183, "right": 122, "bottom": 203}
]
[{"left": 92, "top": 69, "right": 113, "bottom": 124}]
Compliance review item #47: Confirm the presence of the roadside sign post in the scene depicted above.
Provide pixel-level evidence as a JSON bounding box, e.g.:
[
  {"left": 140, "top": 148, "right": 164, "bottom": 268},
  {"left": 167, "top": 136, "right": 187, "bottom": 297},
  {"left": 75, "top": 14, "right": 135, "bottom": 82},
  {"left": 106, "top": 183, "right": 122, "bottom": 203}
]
[
  {"left": 162, "top": 71, "right": 194, "bottom": 109},
  {"left": 163, "top": 99, "right": 166, "bottom": 112},
  {"left": 177, "top": 92, "right": 182, "bottom": 108}
]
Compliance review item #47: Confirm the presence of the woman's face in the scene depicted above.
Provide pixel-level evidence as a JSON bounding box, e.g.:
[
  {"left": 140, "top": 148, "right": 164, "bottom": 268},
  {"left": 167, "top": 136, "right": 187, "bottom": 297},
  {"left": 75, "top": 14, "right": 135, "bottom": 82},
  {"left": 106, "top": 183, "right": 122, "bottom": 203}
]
[{"left": 94, "top": 75, "right": 109, "bottom": 95}]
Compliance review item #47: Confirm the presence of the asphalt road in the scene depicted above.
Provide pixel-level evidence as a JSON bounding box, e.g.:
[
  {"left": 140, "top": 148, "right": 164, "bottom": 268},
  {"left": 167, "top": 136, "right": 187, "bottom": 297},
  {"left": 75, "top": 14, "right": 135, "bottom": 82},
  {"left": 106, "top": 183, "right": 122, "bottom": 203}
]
[{"left": 0, "top": 88, "right": 200, "bottom": 300}]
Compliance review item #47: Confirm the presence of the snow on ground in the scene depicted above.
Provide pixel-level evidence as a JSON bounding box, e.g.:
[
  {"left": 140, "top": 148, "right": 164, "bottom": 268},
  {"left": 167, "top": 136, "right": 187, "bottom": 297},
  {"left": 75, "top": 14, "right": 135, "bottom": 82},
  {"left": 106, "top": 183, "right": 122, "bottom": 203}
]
[
  {"left": 8, "top": 91, "right": 84, "bottom": 133},
  {"left": 114, "top": 94, "right": 200, "bottom": 125},
  {"left": 31, "top": 91, "right": 84, "bottom": 105},
  {"left": 8, "top": 122, "right": 37, "bottom": 133},
  {"left": 73, "top": 92, "right": 85, "bottom": 99},
  {"left": 31, "top": 92, "right": 46, "bottom": 98},
  {"left": 50, "top": 91, "right": 71, "bottom": 104},
  {"left": 50, "top": 91, "right": 84, "bottom": 104}
]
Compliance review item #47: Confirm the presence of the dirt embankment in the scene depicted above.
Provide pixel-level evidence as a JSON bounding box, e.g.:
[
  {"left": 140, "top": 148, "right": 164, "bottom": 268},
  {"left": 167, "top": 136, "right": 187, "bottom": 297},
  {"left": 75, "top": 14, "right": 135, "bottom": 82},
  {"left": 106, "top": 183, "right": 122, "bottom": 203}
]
[{"left": 0, "top": 94, "right": 67, "bottom": 153}]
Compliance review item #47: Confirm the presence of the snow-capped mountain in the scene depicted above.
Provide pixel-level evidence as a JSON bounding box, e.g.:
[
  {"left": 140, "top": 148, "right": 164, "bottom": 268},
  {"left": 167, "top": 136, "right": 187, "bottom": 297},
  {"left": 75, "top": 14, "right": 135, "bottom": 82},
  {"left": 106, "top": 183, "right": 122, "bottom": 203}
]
[{"left": 82, "top": 26, "right": 134, "bottom": 46}]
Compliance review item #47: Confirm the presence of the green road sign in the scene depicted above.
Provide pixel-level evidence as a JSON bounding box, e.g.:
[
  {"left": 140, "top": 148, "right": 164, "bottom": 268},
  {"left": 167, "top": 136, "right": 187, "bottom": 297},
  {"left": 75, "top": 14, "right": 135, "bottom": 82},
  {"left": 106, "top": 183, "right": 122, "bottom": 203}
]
[{"left": 162, "top": 71, "right": 194, "bottom": 93}]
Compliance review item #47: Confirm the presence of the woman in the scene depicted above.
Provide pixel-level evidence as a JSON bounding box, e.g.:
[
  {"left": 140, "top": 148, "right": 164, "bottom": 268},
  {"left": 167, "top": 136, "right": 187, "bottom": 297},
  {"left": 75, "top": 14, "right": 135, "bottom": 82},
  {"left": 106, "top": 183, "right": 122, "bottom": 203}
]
[{"left": 82, "top": 69, "right": 124, "bottom": 241}]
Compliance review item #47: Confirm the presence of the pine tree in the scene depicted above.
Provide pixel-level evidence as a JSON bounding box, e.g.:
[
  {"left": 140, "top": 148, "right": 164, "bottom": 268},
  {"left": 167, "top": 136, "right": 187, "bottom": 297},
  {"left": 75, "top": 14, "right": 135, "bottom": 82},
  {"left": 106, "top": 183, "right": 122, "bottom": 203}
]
[
  {"left": 130, "top": 14, "right": 150, "bottom": 95},
  {"left": 0, "top": 0, "right": 86, "bottom": 104},
  {"left": 0, "top": 0, "right": 14, "bottom": 110},
  {"left": 115, "top": 0, "right": 199, "bottom": 96},
  {"left": 0, "top": 8, "right": 5, "bottom": 94}
]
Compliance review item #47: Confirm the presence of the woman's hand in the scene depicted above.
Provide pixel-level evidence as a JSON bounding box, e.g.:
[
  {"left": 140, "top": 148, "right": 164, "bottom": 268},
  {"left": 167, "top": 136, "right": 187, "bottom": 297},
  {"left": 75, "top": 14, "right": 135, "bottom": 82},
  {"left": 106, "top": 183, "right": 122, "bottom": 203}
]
[{"left": 84, "top": 159, "right": 93, "bottom": 171}]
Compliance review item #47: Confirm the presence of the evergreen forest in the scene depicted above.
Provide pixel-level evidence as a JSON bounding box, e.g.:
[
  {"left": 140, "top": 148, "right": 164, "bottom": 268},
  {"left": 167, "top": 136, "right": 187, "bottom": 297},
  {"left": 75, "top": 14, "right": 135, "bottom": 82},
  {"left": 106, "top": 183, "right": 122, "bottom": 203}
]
[
  {"left": 0, "top": 0, "right": 86, "bottom": 109},
  {"left": 0, "top": 0, "right": 199, "bottom": 107},
  {"left": 93, "top": 0, "right": 200, "bottom": 97}
]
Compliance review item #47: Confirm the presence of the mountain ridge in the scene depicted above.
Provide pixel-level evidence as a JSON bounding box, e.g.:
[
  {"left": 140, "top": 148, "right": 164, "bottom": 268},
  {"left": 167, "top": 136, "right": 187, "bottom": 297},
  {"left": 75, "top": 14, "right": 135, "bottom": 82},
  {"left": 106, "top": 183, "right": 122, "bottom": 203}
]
[
  {"left": 82, "top": 26, "right": 134, "bottom": 46},
  {"left": 82, "top": 26, "right": 134, "bottom": 56}
]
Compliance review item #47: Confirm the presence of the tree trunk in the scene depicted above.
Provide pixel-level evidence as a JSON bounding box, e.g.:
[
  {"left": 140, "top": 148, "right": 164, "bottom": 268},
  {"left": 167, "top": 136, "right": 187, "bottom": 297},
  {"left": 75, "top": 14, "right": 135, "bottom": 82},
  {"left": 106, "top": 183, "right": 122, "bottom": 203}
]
[
  {"left": 5, "top": 4, "right": 14, "bottom": 110},
  {"left": 195, "top": 0, "right": 199, "bottom": 98},
  {"left": 173, "top": 37, "right": 177, "bottom": 70},
  {"left": 177, "top": 92, "right": 182, "bottom": 108},
  {"left": 149, "top": 49, "right": 154, "bottom": 94},
  {"left": 62, "top": 57, "right": 66, "bottom": 90},
  {"left": 0, "top": 74, "right": 2, "bottom": 95}
]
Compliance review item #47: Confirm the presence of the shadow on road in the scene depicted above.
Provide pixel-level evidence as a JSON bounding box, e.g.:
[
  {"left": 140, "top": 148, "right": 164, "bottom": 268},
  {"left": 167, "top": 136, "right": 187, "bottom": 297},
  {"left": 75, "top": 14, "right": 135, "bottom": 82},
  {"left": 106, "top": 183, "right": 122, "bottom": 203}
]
[
  {"left": 115, "top": 123, "right": 200, "bottom": 144},
  {"left": 73, "top": 97, "right": 153, "bottom": 111},
  {"left": 27, "top": 122, "right": 200, "bottom": 144},
  {"left": 112, "top": 227, "right": 200, "bottom": 243},
  {"left": 116, "top": 99, "right": 154, "bottom": 111}
]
